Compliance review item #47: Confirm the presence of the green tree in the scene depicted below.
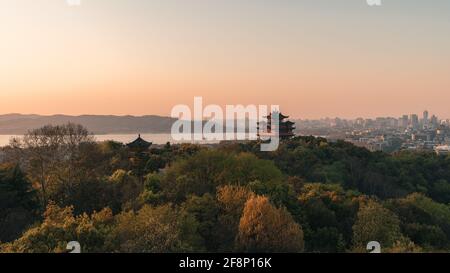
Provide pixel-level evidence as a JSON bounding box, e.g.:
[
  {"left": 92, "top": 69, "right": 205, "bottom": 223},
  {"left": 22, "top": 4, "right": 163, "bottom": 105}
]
[
  {"left": 182, "top": 194, "right": 220, "bottom": 251},
  {"left": 307, "top": 227, "right": 346, "bottom": 253},
  {"left": 111, "top": 204, "right": 203, "bottom": 252},
  {"left": 298, "top": 183, "right": 361, "bottom": 252},
  {"left": 386, "top": 193, "right": 450, "bottom": 250},
  {"left": 1, "top": 203, "right": 113, "bottom": 253},
  {"left": 216, "top": 185, "right": 254, "bottom": 252},
  {"left": 145, "top": 154, "right": 166, "bottom": 173},
  {"left": 11, "top": 123, "right": 103, "bottom": 208},
  {"left": 138, "top": 173, "right": 164, "bottom": 206},
  {"left": 352, "top": 200, "right": 403, "bottom": 250},
  {"left": 161, "top": 150, "right": 283, "bottom": 203},
  {"left": 108, "top": 170, "right": 142, "bottom": 212},
  {"left": 0, "top": 164, "right": 39, "bottom": 243}
]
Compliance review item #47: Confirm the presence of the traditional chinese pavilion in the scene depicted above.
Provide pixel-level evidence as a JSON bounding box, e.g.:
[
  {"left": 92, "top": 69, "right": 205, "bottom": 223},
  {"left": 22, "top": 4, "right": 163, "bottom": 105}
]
[
  {"left": 127, "top": 135, "right": 152, "bottom": 184},
  {"left": 126, "top": 134, "right": 152, "bottom": 152},
  {"left": 257, "top": 112, "right": 296, "bottom": 140}
]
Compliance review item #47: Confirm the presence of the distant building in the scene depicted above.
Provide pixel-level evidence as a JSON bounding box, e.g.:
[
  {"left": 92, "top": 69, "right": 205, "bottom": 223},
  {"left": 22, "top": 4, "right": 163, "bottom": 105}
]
[
  {"left": 400, "top": 115, "right": 409, "bottom": 129},
  {"left": 410, "top": 114, "right": 419, "bottom": 130},
  {"left": 435, "top": 145, "right": 450, "bottom": 155},
  {"left": 423, "top": 110, "right": 429, "bottom": 128},
  {"left": 431, "top": 115, "right": 439, "bottom": 128}
]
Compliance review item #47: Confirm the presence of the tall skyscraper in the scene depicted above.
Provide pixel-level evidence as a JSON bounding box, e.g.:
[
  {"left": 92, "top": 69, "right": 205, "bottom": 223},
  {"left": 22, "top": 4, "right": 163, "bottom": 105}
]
[
  {"left": 410, "top": 114, "right": 419, "bottom": 129},
  {"left": 401, "top": 115, "right": 409, "bottom": 129},
  {"left": 423, "top": 110, "right": 429, "bottom": 128},
  {"left": 431, "top": 115, "right": 439, "bottom": 128}
]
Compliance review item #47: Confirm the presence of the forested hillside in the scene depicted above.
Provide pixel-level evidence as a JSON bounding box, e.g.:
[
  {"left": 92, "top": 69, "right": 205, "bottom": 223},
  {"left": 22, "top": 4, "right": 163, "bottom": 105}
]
[{"left": 1, "top": 124, "right": 450, "bottom": 253}]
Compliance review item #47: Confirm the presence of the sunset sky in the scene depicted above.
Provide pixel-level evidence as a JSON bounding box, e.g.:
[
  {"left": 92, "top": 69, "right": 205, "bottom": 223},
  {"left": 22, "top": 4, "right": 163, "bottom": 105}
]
[{"left": 1, "top": 0, "right": 449, "bottom": 119}]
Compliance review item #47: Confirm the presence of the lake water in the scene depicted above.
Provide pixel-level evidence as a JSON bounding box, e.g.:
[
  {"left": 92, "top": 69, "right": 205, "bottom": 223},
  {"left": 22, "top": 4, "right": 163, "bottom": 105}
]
[{"left": 0, "top": 134, "right": 228, "bottom": 147}]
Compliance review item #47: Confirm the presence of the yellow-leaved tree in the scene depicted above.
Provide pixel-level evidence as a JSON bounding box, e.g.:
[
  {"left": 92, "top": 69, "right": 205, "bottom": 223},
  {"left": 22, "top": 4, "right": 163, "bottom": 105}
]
[{"left": 236, "top": 195, "right": 304, "bottom": 253}]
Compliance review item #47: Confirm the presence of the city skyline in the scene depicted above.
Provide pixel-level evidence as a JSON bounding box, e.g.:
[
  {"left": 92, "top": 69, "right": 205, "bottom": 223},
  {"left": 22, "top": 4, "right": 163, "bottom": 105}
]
[{"left": 1, "top": 0, "right": 450, "bottom": 119}]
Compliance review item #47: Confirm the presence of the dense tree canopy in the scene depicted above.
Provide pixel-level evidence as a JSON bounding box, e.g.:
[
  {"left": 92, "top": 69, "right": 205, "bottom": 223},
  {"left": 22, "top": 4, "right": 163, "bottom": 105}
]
[
  {"left": 352, "top": 200, "right": 403, "bottom": 250},
  {"left": 0, "top": 164, "right": 38, "bottom": 243},
  {"left": 1, "top": 203, "right": 113, "bottom": 253},
  {"left": 2, "top": 125, "right": 450, "bottom": 252}
]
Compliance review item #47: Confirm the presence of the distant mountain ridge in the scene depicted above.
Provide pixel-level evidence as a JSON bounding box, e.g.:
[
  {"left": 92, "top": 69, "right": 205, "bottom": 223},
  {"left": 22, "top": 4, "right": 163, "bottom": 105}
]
[{"left": 0, "top": 114, "right": 177, "bottom": 134}]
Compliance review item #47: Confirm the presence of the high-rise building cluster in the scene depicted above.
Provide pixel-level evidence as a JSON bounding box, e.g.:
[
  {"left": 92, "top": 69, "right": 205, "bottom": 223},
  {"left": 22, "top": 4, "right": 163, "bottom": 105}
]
[{"left": 295, "top": 110, "right": 450, "bottom": 154}]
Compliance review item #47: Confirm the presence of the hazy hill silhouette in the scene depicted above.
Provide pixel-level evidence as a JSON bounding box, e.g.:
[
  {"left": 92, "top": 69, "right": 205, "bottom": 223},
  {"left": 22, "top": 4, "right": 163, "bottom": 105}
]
[{"left": 0, "top": 114, "right": 176, "bottom": 134}]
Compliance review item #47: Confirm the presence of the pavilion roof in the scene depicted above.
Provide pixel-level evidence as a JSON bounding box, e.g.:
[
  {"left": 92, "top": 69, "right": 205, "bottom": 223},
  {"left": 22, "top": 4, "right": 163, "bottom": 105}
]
[
  {"left": 126, "top": 135, "right": 152, "bottom": 150},
  {"left": 266, "top": 112, "right": 290, "bottom": 120}
]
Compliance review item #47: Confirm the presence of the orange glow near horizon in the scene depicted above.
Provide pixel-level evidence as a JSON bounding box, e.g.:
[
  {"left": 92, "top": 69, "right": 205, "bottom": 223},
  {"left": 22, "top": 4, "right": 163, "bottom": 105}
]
[{"left": 1, "top": 0, "right": 450, "bottom": 119}]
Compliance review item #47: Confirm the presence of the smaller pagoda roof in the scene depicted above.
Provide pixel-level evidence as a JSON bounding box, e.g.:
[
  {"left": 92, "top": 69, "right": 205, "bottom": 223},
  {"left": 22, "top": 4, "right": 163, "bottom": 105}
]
[{"left": 127, "top": 135, "right": 152, "bottom": 150}]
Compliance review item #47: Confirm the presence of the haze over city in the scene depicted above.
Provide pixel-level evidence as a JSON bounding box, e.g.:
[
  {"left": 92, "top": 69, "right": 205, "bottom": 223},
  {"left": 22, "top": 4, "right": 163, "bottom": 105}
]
[{"left": 1, "top": 0, "right": 450, "bottom": 119}]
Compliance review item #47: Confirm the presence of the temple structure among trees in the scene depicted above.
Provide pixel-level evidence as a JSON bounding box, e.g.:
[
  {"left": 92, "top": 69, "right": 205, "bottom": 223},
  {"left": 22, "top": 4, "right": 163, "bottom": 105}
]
[
  {"left": 258, "top": 112, "right": 296, "bottom": 140},
  {"left": 127, "top": 135, "right": 152, "bottom": 184},
  {"left": 126, "top": 134, "right": 152, "bottom": 152}
]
